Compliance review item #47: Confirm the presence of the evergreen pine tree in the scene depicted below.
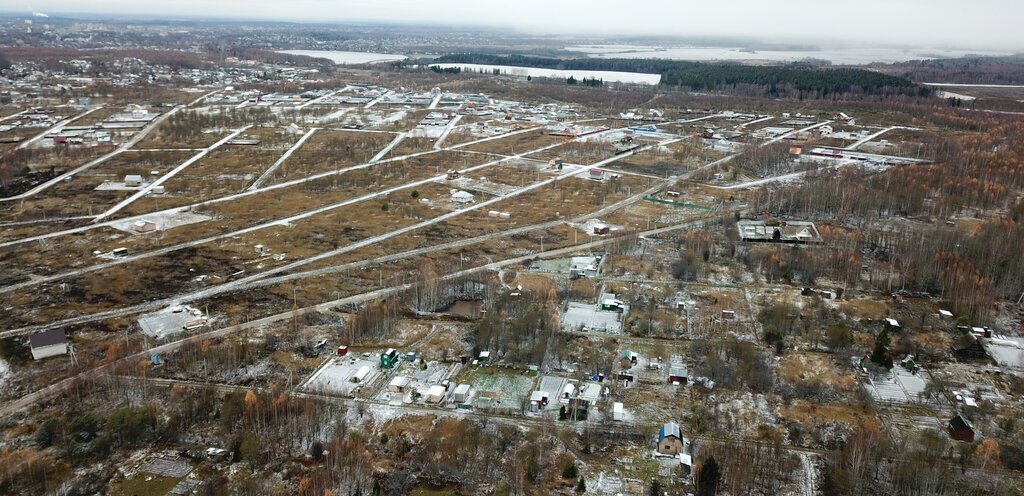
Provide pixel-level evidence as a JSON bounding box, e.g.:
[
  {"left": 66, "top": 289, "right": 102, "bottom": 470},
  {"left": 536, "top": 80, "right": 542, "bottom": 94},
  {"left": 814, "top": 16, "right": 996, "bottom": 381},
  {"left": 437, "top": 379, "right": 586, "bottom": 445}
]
[
  {"left": 697, "top": 456, "right": 720, "bottom": 496},
  {"left": 871, "top": 329, "right": 893, "bottom": 369}
]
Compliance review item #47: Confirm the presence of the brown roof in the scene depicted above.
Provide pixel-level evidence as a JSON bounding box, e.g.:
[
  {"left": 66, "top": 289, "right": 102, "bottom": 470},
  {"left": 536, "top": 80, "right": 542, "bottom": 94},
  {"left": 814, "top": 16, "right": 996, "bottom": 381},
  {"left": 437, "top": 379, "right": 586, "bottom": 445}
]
[{"left": 29, "top": 329, "right": 66, "bottom": 349}]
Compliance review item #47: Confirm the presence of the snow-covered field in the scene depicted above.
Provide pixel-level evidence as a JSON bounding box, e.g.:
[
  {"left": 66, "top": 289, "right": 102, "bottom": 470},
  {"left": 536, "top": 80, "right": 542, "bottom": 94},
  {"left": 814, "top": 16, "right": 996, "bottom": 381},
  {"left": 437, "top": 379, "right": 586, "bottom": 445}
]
[
  {"left": 935, "top": 90, "right": 976, "bottom": 101},
  {"left": 565, "top": 45, "right": 1013, "bottom": 65},
  {"left": 277, "top": 50, "right": 407, "bottom": 65},
  {"left": 429, "top": 63, "right": 662, "bottom": 85}
]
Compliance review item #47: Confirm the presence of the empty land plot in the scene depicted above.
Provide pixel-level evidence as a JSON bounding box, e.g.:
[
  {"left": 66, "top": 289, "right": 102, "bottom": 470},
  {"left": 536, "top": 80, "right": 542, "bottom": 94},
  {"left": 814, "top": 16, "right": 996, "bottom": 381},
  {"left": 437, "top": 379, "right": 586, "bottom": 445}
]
[
  {"left": 1, "top": 184, "right": 459, "bottom": 323},
  {"left": 191, "top": 150, "right": 478, "bottom": 224},
  {"left": 462, "top": 129, "right": 567, "bottom": 155},
  {"left": 598, "top": 200, "right": 695, "bottom": 230},
  {"left": 778, "top": 400, "right": 881, "bottom": 436},
  {"left": 265, "top": 130, "right": 397, "bottom": 185},
  {"left": 524, "top": 139, "right": 619, "bottom": 164},
  {"left": 0, "top": 219, "right": 94, "bottom": 246},
  {"left": 71, "top": 106, "right": 146, "bottom": 127},
  {"left": 0, "top": 245, "right": 249, "bottom": 325},
  {"left": 457, "top": 366, "right": 535, "bottom": 406},
  {"left": 134, "top": 106, "right": 252, "bottom": 149},
  {"left": 367, "top": 109, "right": 430, "bottom": 132},
  {"left": 127, "top": 144, "right": 302, "bottom": 214},
  {"left": 0, "top": 126, "right": 44, "bottom": 146},
  {"left": 0, "top": 225, "right": 135, "bottom": 279},
  {"left": 382, "top": 137, "right": 437, "bottom": 159},
  {"left": 118, "top": 150, "right": 479, "bottom": 249},
  {"left": 779, "top": 352, "right": 857, "bottom": 391},
  {"left": 0, "top": 149, "right": 193, "bottom": 223},
  {"left": 16, "top": 144, "right": 115, "bottom": 174},
  {"left": 135, "top": 126, "right": 230, "bottom": 150},
  {"left": 225, "top": 182, "right": 456, "bottom": 261},
  {"left": 605, "top": 144, "right": 717, "bottom": 177},
  {"left": 458, "top": 160, "right": 545, "bottom": 189}
]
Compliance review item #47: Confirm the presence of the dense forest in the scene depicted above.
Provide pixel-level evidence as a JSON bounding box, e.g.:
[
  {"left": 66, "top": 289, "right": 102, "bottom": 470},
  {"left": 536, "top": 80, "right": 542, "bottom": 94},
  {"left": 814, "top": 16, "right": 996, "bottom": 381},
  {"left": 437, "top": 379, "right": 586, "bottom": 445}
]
[
  {"left": 871, "top": 55, "right": 1024, "bottom": 84},
  {"left": 434, "top": 53, "right": 923, "bottom": 98}
]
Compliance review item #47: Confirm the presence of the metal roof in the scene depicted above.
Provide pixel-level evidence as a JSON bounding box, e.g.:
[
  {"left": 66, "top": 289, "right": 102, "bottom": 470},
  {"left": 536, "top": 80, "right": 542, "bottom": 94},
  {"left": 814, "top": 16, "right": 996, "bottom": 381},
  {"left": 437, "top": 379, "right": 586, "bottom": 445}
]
[
  {"left": 659, "top": 421, "right": 681, "bottom": 441},
  {"left": 29, "top": 329, "right": 66, "bottom": 349}
]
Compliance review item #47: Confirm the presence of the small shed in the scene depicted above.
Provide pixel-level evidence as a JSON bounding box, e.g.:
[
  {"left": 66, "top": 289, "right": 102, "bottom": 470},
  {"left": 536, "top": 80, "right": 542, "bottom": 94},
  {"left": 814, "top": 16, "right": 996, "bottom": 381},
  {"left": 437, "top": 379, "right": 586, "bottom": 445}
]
[
  {"left": 424, "top": 385, "right": 446, "bottom": 404},
  {"left": 668, "top": 366, "right": 689, "bottom": 385},
  {"left": 380, "top": 348, "right": 400, "bottom": 369},
  {"left": 949, "top": 414, "right": 977, "bottom": 442},
  {"left": 124, "top": 174, "right": 144, "bottom": 187},
  {"left": 561, "top": 382, "right": 576, "bottom": 401},
  {"left": 133, "top": 220, "right": 157, "bottom": 233},
  {"left": 29, "top": 329, "right": 68, "bottom": 360},
  {"left": 388, "top": 376, "right": 411, "bottom": 393},
  {"left": 529, "top": 390, "right": 549, "bottom": 412},
  {"left": 452, "top": 383, "right": 471, "bottom": 403},
  {"left": 337, "top": 345, "right": 348, "bottom": 357},
  {"left": 450, "top": 190, "right": 475, "bottom": 204},
  {"left": 612, "top": 402, "right": 624, "bottom": 421},
  {"left": 600, "top": 294, "right": 624, "bottom": 311},
  {"left": 593, "top": 223, "right": 610, "bottom": 235},
  {"left": 351, "top": 366, "right": 370, "bottom": 383}
]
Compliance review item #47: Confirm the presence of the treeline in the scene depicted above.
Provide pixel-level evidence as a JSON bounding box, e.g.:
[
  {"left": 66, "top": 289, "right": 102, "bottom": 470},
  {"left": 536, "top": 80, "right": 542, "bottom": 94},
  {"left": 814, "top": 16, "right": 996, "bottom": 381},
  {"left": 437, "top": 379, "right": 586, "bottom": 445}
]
[
  {"left": 434, "top": 53, "right": 921, "bottom": 97},
  {"left": 871, "top": 55, "right": 1024, "bottom": 85}
]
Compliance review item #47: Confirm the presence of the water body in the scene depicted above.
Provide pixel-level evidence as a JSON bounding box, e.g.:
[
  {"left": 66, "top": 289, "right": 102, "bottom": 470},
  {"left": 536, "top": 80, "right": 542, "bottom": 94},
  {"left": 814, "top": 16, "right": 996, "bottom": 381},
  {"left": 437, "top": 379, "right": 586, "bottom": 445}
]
[
  {"left": 429, "top": 63, "right": 662, "bottom": 85},
  {"left": 277, "top": 50, "right": 407, "bottom": 65},
  {"left": 564, "top": 45, "right": 1013, "bottom": 65}
]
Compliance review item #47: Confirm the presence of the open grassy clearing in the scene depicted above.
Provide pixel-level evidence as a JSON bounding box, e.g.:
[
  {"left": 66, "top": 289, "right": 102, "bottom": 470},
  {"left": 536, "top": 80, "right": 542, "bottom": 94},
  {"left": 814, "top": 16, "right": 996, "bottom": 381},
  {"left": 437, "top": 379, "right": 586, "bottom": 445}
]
[
  {"left": 0, "top": 150, "right": 488, "bottom": 282},
  {"left": 462, "top": 128, "right": 567, "bottom": 155},
  {"left": 0, "top": 149, "right": 193, "bottom": 223},
  {"left": 265, "top": 129, "right": 396, "bottom": 185},
  {"left": 382, "top": 136, "right": 437, "bottom": 159}
]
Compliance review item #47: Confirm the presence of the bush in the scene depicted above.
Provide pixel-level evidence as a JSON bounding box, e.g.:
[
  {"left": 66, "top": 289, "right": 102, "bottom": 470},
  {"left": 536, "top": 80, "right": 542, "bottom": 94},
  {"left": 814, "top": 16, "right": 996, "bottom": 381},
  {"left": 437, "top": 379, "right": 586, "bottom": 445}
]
[
  {"left": 562, "top": 459, "right": 578, "bottom": 479},
  {"left": 34, "top": 418, "right": 59, "bottom": 448}
]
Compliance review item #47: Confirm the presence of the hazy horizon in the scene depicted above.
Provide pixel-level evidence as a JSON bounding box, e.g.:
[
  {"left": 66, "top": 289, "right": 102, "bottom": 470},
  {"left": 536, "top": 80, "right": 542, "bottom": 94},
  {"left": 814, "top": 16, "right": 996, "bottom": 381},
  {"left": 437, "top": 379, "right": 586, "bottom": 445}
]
[{"left": 8, "top": 0, "right": 1024, "bottom": 52}]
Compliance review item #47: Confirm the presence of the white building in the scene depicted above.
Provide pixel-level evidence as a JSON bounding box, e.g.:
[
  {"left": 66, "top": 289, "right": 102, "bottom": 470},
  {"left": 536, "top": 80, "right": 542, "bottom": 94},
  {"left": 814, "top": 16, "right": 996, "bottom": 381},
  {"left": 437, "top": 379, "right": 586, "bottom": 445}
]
[
  {"left": 450, "top": 190, "right": 475, "bottom": 204},
  {"left": 424, "top": 385, "right": 447, "bottom": 403},
  {"left": 452, "top": 383, "right": 471, "bottom": 403},
  {"left": 388, "top": 376, "right": 411, "bottom": 393},
  {"left": 351, "top": 366, "right": 370, "bottom": 383},
  {"left": 29, "top": 329, "right": 67, "bottom": 360},
  {"left": 133, "top": 220, "right": 157, "bottom": 233}
]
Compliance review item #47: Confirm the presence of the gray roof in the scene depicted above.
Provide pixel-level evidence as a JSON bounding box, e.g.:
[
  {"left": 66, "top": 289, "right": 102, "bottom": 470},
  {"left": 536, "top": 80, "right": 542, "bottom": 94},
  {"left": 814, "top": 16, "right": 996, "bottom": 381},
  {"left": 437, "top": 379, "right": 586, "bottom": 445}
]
[
  {"left": 29, "top": 329, "right": 66, "bottom": 348},
  {"left": 659, "top": 421, "right": 681, "bottom": 441}
]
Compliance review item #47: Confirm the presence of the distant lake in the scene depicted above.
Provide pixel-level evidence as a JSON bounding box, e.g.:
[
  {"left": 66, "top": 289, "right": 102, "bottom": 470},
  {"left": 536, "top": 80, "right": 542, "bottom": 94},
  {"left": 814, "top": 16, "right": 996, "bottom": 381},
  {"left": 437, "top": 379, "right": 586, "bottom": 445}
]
[
  {"left": 277, "top": 50, "right": 407, "bottom": 65},
  {"left": 430, "top": 63, "right": 662, "bottom": 85},
  {"left": 565, "top": 45, "right": 1014, "bottom": 65}
]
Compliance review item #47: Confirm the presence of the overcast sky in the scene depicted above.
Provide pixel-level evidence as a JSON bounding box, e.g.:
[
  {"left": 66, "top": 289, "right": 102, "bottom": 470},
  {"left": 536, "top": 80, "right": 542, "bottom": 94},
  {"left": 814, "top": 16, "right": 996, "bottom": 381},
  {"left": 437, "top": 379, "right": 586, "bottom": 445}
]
[{"left": 10, "top": 0, "right": 1024, "bottom": 51}]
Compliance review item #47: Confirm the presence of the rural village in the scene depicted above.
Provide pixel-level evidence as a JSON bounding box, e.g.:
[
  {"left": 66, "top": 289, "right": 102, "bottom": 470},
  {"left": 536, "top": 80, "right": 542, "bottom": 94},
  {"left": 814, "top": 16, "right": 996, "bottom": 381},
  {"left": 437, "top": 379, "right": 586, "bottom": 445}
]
[{"left": 0, "top": 14, "right": 1023, "bottom": 496}]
